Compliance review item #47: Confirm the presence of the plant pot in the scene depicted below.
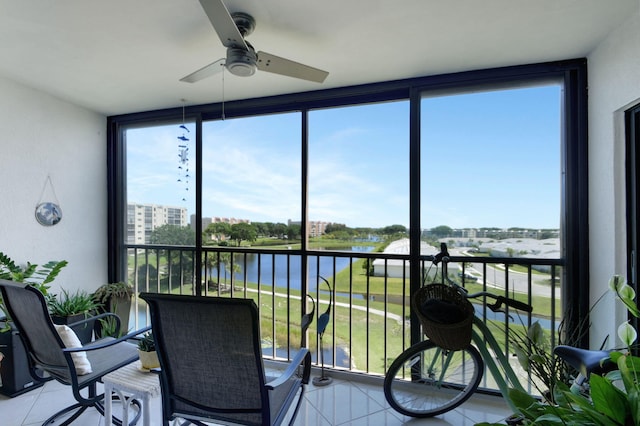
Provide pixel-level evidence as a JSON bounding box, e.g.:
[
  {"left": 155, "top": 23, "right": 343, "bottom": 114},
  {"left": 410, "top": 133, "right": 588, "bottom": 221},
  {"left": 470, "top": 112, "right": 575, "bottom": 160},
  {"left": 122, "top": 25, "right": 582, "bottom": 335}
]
[
  {"left": 94, "top": 294, "right": 132, "bottom": 338},
  {"left": 138, "top": 350, "right": 159, "bottom": 370},
  {"left": 0, "top": 321, "right": 44, "bottom": 397}
]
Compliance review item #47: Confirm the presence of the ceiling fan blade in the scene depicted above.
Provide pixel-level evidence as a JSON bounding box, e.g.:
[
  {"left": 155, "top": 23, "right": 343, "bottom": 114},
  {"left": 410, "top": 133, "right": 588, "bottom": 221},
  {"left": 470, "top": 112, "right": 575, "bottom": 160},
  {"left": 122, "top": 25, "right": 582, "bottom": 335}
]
[
  {"left": 180, "top": 58, "right": 225, "bottom": 83},
  {"left": 198, "top": 0, "right": 248, "bottom": 50},
  {"left": 256, "top": 51, "right": 329, "bottom": 83}
]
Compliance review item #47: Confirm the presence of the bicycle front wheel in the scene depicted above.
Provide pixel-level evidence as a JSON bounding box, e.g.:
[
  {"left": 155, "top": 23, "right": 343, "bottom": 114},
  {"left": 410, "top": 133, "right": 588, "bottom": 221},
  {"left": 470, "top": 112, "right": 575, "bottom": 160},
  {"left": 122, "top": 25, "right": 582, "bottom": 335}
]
[{"left": 384, "top": 340, "right": 483, "bottom": 417}]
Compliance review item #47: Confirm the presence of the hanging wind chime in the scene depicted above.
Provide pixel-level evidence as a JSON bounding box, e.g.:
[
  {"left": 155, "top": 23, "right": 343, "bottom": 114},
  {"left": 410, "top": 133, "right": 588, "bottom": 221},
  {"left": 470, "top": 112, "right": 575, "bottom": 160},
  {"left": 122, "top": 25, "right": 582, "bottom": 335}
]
[{"left": 177, "top": 100, "right": 190, "bottom": 202}]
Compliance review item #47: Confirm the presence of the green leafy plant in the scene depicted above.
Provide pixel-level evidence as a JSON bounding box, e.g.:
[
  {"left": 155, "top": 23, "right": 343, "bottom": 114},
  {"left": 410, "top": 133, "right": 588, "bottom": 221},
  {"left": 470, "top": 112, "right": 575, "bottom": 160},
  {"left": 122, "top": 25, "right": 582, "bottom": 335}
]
[
  {"left": 509, "top": 298, "right": 599, "bottom": 404},
  {"left": 480, "top": 275, "right": 640, "bottom": 426},
  {"left": 511, "top": 321, "right": 563, "bottom": 402},
  {"left": 48, "top": 288, "right": 100, "bottom": 317},
  {"left": 92, "top": 281, "right": 134, "bottom": 338},
  {"left": 98, "top": 316, "right": 121, "bottom": 338},
  {"left": 0, "top": 251, "right": 68, "bottom": 331},
  {"left": 0, "top": 251, "right": 68, "bottom": 295},
  {"left": 91, "top": 281, "right": 133, "bottom": 306},
  {"left": 137, "top": 331, "right": 155, "bottom": 352}
]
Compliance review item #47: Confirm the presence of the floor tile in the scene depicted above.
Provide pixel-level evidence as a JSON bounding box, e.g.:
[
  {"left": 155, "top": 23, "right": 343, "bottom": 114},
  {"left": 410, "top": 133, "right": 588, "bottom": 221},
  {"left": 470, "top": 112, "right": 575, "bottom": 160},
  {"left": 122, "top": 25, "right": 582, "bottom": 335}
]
[
  {"left": 0, "top": 371, "right": 514, "bottom": 426},
  {"left": 304, "top": 381, "right": 387, "bottom": 425},
  {"left": 0, "top": 390, "right": 40, "bottom": 426}
]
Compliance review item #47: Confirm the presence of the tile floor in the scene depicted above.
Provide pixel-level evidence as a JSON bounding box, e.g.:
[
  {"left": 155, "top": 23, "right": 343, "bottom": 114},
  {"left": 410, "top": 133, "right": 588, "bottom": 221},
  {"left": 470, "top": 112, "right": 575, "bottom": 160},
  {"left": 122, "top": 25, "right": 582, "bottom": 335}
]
[{"left": 0, "top": 369, "right": 513, "bottom": 425}]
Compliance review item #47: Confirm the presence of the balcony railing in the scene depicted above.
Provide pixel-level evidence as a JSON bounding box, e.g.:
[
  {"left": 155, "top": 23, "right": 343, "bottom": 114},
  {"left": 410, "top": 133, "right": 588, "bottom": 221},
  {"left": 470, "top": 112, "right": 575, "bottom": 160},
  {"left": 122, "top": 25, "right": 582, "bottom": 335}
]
[{"left": 126, "top": 244, "right": 563, "bottom": 394}]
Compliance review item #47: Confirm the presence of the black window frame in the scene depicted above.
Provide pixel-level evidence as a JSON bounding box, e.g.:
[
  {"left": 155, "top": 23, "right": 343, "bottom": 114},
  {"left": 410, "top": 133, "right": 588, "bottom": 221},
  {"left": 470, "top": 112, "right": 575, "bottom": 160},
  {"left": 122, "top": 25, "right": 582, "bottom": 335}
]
[{"left": 107, "top": 58, "right": 589, "bottom": 346}]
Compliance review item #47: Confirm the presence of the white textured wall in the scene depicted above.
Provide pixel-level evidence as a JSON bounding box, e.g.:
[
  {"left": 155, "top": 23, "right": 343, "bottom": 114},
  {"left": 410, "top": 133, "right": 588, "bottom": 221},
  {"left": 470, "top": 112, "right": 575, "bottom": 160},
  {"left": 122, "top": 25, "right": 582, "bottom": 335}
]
[
  {"left": 0, "top": 75, "right": 107, "bottom": 295},
  {"left": 588, "top": 5, "right": 640, "bottom": 348}
]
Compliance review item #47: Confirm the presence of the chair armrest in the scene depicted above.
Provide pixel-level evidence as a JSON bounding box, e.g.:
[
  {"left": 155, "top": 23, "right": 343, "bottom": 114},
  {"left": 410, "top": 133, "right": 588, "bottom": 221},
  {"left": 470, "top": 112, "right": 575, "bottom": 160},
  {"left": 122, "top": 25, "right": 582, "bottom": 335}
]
[
  {"left": 62, "top": 325, "right": 151, "bottom": 353},
  {"left": 265, "top": 348, "right": 310, "bottom": 389},
  {"left": 66, "top": 311, "right": 119, "bottom": 328}
]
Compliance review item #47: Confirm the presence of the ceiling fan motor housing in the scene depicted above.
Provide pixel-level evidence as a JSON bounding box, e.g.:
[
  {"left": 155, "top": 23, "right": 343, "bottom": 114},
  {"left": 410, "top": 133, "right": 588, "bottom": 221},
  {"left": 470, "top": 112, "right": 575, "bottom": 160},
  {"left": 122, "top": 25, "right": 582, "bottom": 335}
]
[
  {"left": 226, "top": 47, "right": 257, "bottom": 77},
  {"left": 180, "top": 1, "right": 328, "bottom": 83}
]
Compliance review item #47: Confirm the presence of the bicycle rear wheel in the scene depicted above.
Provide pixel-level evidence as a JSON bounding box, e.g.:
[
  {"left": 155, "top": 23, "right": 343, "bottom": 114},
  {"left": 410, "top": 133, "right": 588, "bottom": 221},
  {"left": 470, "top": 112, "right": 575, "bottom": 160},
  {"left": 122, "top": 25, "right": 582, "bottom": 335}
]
[{"left": 384, "top": 340, "right": 483, "bottom": 417}]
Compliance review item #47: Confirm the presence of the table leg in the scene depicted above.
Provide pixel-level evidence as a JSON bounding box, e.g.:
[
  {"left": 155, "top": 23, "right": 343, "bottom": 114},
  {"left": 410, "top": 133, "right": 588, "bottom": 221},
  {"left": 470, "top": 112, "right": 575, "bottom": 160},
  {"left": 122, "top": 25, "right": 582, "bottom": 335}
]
[
  {"left": 104, "top": 383, "right": 113, "bottom": 426},
  {"left": 111, "top": 388, "right": 130, "bottom": 426},
  {"left": 142, "top": 395, "right": 150, "bottom": 426}
]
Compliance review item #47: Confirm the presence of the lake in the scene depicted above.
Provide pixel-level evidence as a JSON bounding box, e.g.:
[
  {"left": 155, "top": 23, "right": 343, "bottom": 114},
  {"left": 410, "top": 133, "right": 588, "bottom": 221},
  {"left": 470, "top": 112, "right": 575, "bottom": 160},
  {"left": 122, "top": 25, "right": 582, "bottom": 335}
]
[{"left": 206, "top": 247, "right": 374, "bottom": 292}]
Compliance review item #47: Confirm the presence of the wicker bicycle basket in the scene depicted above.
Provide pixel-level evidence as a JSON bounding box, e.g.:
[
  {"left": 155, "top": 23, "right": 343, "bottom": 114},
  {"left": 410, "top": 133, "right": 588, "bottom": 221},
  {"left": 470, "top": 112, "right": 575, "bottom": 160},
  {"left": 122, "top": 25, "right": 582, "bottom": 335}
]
[{"left": 412, "top": 283, "right": 475, "bottom": 351}]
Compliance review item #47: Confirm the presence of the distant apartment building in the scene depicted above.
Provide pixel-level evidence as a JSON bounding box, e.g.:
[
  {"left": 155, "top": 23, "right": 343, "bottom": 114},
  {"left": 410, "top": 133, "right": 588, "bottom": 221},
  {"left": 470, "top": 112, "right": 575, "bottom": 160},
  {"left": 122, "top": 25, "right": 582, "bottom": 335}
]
[
  {"left": 190, "top": 215, "right": 250, "bottom": 230},
  {"left": 127, "top": 203, "right": 188, "bottom": 244},
  {"left": 287, "top": 220, "right": 330, "bottom": 237},
  {"left": 422, "top": 227, "right": 559, "bottom": 240}
]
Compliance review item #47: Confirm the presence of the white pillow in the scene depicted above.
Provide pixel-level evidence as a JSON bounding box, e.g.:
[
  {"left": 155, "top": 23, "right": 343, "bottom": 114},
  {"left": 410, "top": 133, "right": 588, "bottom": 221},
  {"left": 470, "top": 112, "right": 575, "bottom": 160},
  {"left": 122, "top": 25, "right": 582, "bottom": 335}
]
[{"left": 54, "top": 324, "right": 93, "bottom": 375}]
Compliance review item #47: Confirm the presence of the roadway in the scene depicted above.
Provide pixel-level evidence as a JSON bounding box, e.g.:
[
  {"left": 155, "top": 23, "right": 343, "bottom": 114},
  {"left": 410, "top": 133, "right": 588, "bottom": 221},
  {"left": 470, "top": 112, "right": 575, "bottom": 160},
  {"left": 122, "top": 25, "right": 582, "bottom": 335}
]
[{"left": 450, "top": 247, "right": 561, "bottom": 298}]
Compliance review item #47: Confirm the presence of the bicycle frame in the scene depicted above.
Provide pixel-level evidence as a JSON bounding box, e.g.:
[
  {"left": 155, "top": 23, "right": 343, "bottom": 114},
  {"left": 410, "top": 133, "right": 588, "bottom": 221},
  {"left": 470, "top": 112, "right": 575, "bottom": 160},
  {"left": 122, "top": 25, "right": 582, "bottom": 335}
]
[
  {"left": 416, "top": 317, "right": 526, "bottom": 413},
  {"left": 471, "top": 316, "right": 526, "bottom": 413},
  {"left": 439, "top": 254, "right": 528, "bottom": 411}
]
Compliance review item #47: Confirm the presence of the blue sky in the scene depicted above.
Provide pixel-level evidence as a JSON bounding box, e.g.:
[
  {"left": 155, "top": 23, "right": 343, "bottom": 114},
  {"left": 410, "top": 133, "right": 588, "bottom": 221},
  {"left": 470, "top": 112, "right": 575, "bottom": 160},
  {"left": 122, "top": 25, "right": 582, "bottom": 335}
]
[{"left": 127, "top": 83, "right": 560, "bottom": 230}]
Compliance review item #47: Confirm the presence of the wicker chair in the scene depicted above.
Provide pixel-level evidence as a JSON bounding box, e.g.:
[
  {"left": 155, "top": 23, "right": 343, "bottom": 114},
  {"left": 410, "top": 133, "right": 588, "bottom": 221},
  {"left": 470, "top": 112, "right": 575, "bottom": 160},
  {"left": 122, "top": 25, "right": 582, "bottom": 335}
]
[
  {"left": 139, "top": 292, "right": 311, "bottom": 426},
  {"left": 0, "top": 279, "right": 148, "bottom": 425}
]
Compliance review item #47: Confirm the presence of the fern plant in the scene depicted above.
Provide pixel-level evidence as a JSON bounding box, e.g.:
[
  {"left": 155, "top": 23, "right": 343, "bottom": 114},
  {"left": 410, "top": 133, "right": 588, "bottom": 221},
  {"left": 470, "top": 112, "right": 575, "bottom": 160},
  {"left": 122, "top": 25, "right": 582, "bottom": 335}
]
[{"left": 47, "top": 288, "right": 100, "bottom": 317}]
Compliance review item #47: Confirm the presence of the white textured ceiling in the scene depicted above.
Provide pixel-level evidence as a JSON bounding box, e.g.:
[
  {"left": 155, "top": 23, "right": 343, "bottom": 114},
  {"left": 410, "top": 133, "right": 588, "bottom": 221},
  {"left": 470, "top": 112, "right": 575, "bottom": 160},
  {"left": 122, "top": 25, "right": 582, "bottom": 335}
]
[{"left": 0, "top": 0, "right": 636, "bottom": 116}]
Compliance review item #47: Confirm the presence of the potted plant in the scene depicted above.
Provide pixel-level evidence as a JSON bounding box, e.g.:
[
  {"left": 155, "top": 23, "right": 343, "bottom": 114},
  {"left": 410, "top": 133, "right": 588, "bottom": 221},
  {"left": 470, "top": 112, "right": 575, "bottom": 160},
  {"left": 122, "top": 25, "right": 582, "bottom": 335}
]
[
  {"left": 92, "top": 282, "right": 134, "bottom": 337},
  {"left": 480, "top": 275, "right": 640, "bottom": 426},
  {"left": 48, "top": 288, "right": 100, "bottom": 344},
  {"left": 137, "top": 331, "right": 159, "bottom": 370},
  {"left": 0, "top": 251, "right": 68, "bottom": 327},
  {"left": 0, "top": 251, "right": 67, "bottom": 397}
]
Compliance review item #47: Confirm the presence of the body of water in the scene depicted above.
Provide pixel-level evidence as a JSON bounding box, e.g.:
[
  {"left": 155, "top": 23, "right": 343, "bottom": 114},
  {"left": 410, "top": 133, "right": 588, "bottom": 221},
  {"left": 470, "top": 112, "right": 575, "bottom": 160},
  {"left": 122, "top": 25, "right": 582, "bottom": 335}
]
[{"left": 206, "top": 247, "right": 374, "bottom": 292}]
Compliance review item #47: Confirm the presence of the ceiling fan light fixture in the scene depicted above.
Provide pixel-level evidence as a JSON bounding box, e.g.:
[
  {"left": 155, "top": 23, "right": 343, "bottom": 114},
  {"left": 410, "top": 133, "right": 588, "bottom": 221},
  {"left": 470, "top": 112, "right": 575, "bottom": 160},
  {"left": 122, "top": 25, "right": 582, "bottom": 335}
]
[{"left": 226, "top": 47, "right": 257, "bottom": 77}]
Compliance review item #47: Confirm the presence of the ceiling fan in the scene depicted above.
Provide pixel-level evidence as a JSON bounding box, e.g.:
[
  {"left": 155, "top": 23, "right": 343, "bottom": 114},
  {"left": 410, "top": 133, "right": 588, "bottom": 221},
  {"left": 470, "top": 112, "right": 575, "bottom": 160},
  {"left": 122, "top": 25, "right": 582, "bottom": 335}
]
[{"left": 180, "top": 0, "right": 329, "bottom": 84}]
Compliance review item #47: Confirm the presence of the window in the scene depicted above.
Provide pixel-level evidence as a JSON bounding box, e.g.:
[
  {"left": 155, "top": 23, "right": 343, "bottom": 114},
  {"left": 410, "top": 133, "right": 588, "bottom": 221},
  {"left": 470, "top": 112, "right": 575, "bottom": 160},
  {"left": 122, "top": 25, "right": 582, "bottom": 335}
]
[
  {"left": 421, "top": 84, "right": 561, "bottom": 247},
  {"left": 109, "top": 60, "right": 588, "bottom": 346},
  {"left": 202, "top": 113, "right": 301, "bottom": 244},
  {"left": 309, "top": 101, "right": 410, "bottom": 248},
  {"left": 125, "top": 122, "right": 196, "bottom": 246}
]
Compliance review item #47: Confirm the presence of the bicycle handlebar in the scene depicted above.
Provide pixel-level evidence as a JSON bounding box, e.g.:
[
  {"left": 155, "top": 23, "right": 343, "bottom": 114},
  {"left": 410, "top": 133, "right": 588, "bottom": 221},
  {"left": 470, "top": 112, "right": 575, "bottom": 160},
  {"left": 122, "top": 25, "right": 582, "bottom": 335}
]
[
  {"left": 434, "top": 243, "right": 533, "bottom": 313},
  {"left": 487, "top": 295, "right": 533, "bottom": 313}
]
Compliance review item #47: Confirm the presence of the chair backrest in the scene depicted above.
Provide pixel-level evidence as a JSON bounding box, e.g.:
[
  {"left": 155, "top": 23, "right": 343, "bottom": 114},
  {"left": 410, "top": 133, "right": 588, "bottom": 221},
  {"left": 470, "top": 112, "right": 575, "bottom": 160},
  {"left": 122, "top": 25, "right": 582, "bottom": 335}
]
[
  {"left": 140, "top": 293, "right": 270, "bottom": 425},
  {"left": 0, "top": 279, "right": 69, "bottom": 380}
]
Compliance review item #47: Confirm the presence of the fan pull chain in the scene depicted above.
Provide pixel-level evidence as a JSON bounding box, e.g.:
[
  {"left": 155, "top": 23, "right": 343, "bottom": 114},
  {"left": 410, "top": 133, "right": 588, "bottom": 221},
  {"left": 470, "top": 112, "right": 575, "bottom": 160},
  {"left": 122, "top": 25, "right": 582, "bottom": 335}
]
[{"left": 221, "top": 66, "right": 226, "bottom": 120}]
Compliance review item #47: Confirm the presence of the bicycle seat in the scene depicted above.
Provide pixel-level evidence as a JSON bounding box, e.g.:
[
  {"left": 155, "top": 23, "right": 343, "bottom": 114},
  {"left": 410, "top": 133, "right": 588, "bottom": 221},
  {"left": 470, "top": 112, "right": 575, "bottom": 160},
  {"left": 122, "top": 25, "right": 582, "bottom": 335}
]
[{"left": 553, "top": 345, "right": 615, "bottom": 378}]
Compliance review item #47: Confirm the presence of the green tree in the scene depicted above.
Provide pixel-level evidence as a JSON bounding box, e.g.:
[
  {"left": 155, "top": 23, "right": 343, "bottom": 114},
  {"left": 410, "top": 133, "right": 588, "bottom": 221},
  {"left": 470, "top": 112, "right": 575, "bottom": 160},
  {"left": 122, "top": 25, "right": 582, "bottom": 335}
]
[
  {"left": 229, "top": 223, "right": 257, "bottom": 246},
  {"left": 325, "top": 223, "right": 347, "bottom": 234},
  {"left": 273, "top": 223, "right": 288, "bottom": 239},
  {"left": 287, "top": 223, "right": 301, "bottom": 240},
  {"left": 150, "top": 224, "right": 195, "bottom": 245},
  {"left": 429, "top": 225, "right": 452, "bottom": 238},
  {"left": 204, "top": 222, "right": 231, "bottom": 244},
  {"left": 204, "top": 252, "right": 242, "bottom": 289},
  {"left": 148, "top": 225, "right": 195, "bottom": 291},
  {"left": 252, "top": 222, "right": 269, "bottom": 237},
  {"left": 381, "top": 224, "right": 407, "bottom": 235}
]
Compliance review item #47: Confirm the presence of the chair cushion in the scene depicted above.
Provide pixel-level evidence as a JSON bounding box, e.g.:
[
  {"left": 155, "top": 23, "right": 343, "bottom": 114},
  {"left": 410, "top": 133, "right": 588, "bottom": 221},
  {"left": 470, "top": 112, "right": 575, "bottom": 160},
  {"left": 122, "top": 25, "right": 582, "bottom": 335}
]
[{"left": 54, "top": 324, "right": 92, "bottom": 375}]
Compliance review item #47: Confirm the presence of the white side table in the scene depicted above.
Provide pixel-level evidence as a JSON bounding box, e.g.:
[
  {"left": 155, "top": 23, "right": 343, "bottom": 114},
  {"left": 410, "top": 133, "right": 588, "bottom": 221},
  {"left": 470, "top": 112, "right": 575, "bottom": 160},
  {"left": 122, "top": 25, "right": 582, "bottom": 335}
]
[{"left": 103, "top": 362, "right": 161, "bottom": 426}]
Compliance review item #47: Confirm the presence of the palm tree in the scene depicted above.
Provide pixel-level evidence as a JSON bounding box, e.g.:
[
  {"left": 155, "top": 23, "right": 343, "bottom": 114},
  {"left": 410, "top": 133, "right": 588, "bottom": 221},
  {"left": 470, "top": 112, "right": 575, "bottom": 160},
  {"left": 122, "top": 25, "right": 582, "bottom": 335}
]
[{"left": 203, "top": 252, "right": 242, "bottom": 291}]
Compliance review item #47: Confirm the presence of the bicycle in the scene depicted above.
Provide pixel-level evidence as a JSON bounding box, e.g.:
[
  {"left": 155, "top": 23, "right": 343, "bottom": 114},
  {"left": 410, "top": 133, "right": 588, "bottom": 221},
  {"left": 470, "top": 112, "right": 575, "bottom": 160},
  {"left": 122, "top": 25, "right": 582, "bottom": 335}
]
[
  {"left": 553, "top": 344, "right": 616, "bottom": 396},
  {"left": 383, "top": 244, "right": 533, "bottom": 418}
]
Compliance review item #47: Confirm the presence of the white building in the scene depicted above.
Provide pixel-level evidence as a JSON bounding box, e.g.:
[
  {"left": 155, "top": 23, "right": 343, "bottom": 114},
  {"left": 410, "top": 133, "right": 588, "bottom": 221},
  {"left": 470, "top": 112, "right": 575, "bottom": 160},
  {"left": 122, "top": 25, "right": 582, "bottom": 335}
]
[
  {"left": 128, "top": 203, "right": 188, "bottom": 244},
  {"left": 372, "top": 238, "right": 439, "bottom": 278}
]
